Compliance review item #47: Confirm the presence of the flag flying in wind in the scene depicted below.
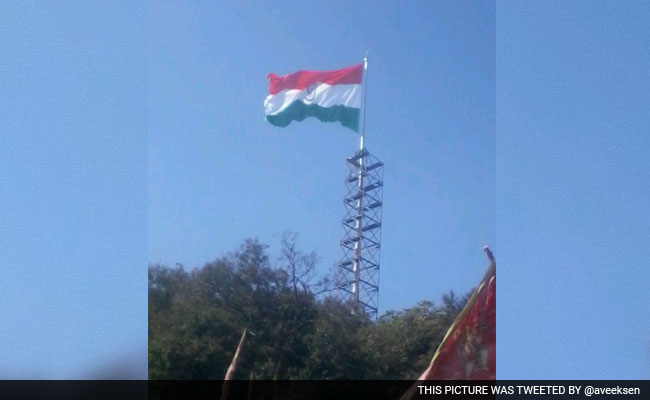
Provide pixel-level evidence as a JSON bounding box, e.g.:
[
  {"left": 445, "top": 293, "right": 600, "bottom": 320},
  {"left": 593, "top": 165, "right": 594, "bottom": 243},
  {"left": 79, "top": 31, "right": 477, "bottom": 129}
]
[
  {"left": 264, "top": 63, "right": 363, "bottom": 132},
  {"left": 420, "top": 261, "right": 495, "bottom": 380},
  {"left": 400, "top": 252, "right": 495, "bottom": 398}
]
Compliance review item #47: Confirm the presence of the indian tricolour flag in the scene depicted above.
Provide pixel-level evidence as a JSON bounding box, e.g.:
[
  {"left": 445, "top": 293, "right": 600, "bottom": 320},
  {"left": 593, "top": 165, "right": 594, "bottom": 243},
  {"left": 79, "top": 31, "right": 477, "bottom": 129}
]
[{"left": 264, "top": 63, "right": 363, "bottom": 132}]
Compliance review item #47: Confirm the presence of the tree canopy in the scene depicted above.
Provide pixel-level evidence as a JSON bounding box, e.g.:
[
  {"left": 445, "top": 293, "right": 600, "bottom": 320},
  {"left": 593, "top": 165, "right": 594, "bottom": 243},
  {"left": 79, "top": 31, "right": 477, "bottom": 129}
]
[{"left": 149, "top": 236, "right": 469, "bottom": 380}]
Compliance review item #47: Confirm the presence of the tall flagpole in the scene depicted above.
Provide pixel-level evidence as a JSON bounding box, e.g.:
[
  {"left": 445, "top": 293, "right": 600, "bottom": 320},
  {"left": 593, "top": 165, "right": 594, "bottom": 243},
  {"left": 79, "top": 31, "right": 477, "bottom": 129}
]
[
  {"left": 339, "top": 50, "right": 383, "bottom": 320},
  {"left": 352, "top": 52, "right": 369, "bottom": 305}
]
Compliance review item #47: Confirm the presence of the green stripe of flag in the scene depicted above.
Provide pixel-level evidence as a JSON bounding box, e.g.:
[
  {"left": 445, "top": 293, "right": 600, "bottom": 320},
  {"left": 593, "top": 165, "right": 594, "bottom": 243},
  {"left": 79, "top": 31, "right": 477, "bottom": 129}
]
[{"left": 265, "top": 100, "right": 360, "bottom": 132}]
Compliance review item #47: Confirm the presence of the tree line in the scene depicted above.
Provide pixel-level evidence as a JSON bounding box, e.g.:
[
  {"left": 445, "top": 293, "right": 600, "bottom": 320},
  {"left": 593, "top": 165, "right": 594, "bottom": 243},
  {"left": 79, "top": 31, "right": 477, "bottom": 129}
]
[{"left": 149, "top": 235, "right": 469, "bottom": 379}]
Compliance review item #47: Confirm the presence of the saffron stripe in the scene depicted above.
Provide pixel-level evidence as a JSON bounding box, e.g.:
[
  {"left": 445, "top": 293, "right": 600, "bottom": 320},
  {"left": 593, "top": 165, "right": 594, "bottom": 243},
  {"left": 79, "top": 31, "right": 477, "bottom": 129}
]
[{"left": 267, "top": 64, "right": 363, "bottom": 95}]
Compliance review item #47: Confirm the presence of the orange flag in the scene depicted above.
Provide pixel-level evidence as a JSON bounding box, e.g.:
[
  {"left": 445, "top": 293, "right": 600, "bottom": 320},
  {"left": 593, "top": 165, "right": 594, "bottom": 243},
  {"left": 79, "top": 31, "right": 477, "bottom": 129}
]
[
  {"left": 400, "top": 249, "right": 495, "bottom": 399},
  {"left": 417, "top": 247, "right": 496, "bottom": 381}
]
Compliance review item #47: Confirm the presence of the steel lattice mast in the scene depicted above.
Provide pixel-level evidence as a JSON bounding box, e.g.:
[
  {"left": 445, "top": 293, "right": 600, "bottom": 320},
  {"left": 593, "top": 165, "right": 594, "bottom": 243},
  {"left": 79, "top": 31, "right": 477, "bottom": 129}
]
[{"left": 337, "top": 53, "right": 384, "bottom": 320}]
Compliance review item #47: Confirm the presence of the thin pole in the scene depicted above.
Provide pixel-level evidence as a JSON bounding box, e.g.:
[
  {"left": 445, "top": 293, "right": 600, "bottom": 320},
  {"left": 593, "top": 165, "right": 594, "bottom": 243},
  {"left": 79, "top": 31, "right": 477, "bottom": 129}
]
[
  {"left": 352, "top": 52, "right": 368, "bottom": 305},
  {"left": 359, "top": 51, "right": 369, "bottom": 150},
  {"left": 221, "top": 328, "right": 248, "bottom": 400},
  {"left": 224, "top": 328, "right": 247, "bottom": 379}
]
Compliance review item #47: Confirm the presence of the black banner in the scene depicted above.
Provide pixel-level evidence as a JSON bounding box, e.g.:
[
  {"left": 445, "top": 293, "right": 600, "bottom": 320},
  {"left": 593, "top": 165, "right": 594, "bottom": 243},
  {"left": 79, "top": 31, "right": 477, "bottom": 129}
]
[{"left": 0, "top": 380, "right": 648, "bottom": 400}]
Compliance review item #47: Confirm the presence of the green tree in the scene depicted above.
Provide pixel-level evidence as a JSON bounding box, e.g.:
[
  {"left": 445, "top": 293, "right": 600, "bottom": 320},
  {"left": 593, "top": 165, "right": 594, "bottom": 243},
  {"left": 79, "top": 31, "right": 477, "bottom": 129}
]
[{"left": 148, "top": 237, "right": 470, "bottom": 380}]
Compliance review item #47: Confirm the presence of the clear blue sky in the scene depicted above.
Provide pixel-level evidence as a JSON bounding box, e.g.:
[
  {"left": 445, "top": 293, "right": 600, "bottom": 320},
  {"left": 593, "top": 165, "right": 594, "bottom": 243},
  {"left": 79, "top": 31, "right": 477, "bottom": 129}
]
[
  {"left": 149, "top": 1, "right": 495, "bottom": 316},
  {"left": 0, "top": 2, "right": 147, "bottom": 378},
  {"left": 497, "top": 1, "right": 650, "bottom": 379}
]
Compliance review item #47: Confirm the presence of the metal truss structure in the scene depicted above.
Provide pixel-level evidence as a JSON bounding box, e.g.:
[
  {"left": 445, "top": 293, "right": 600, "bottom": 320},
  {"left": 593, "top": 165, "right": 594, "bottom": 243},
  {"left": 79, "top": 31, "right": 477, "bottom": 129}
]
[{"left": 337, "top": 148, "right": 384, "bottom": 320}]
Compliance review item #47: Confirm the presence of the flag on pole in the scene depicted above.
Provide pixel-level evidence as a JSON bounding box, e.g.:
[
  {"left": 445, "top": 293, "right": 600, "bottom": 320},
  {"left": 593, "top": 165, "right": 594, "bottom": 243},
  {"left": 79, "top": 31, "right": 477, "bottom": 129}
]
[
  {"left": 413, "top": 248, "right": 496, "bottom": 383},
  {"left": 264, "top": 63, "right": 363, "bottom": 132},
  {"left": 400, "top": 251, "right": 495, "bottom": 399}
]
